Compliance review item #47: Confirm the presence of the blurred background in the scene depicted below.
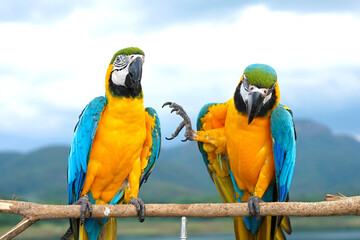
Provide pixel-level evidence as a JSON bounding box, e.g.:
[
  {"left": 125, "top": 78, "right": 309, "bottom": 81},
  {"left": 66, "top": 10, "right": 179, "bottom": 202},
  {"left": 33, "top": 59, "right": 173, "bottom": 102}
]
[{"left": 0, "top": 0, "right": 360, "bottom": 239}]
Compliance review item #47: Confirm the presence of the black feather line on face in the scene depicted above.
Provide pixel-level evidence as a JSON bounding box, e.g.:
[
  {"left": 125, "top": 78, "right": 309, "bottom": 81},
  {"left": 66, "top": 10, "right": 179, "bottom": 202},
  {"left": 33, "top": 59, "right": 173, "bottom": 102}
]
[
  {"left": 234, "top": 82, "right": 277, "bottom": 117},
  {"left": 233, "top": 83, "right": 247, "bottom": 115},
  {"left": 108, "top": 74, "right": 142, "bottom": 98}
]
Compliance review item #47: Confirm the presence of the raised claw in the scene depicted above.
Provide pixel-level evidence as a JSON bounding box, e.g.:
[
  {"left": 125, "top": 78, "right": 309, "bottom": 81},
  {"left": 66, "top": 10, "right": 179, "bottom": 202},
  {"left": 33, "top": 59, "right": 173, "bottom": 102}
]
[
  {"left": 247, "top": 196, "right": 264, "bottom": 221},
  {"left": 73, "top": 194, "right": 92, "bottom": 225},
  {"left": 171, "top": 108, "right": 179, "bottom": 114},
  {"left": 163, "top": 102, "right": 195, "bottom": 141},
  {"left": 162, "top": 102, "right": 172, "bottom": 108},
  {"left": 181, "top": 137, "right": 191, "bottom": 142},
  {"left": 162, "top": 102, "right": 185, "bottom": 112},
  {"left": 165, "top": 121, "right": 186, "bottom": 140},
  {"left": 129, "top": 197, "right": 146, "bottom": 222}
]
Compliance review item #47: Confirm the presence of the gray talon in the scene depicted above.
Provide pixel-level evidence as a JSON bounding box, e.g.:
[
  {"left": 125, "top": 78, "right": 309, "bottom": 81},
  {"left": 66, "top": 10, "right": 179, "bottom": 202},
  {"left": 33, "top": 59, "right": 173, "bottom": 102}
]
[
  {"left": 129, "top": 197, "right": 146, "bottom": 222},
  {"left": 166, "top": 121, "right": 186, "bottom": 140},
  {"left": 74, "top": 194, "right": 92, "bottom": 225},
  {"left": 247, "top": 196, "right": 263, "bottom": 221},
  {"left": 181, "top": 137, "right": 190, "bottom": 142},
  {"left": 162, "top": 102, "right": 172, "bottom": 108}
]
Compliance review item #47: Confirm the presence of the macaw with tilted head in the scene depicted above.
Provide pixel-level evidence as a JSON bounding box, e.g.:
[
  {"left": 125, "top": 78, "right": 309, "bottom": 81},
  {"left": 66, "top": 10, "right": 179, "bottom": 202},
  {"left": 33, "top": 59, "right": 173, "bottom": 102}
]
[
  {"left": 164, "top": 64, "right": 296, "bottom": 239},
  {"left": 63, "top": 47, "right": 161, "bottom": 240}
]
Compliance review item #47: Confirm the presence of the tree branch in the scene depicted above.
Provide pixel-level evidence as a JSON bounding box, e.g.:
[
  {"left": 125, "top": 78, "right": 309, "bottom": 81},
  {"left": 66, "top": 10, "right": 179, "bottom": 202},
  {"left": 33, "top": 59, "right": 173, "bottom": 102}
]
[
  {"left": 1, "top": 196, "right": 360, "bottom": 219},
  {"left": 1, "top": 195, "right": 360, "bottom": 239},
  {"left": 0, "top": 218, "right": 37, "bottom": 240}
]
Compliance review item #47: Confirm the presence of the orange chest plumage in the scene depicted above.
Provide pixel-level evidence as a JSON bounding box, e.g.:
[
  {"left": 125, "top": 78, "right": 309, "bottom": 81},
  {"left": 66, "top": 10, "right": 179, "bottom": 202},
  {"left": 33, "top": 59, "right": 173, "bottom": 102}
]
[
  {"left": 83, "top": 97, "right": 147, "bottom": 202},
  {"left": 224, "top": 100, "right": 275, "bottom": 192}
]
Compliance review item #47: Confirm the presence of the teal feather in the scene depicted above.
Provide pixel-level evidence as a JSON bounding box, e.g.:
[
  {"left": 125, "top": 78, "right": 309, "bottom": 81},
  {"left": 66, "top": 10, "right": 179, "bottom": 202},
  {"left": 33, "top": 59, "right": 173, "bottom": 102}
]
[
  {"left": 67, "top": 96, "right": 106, "bottom": 205},
  {"left": 140, "top": 107, "right": 161, "bottom": 186},
  {"left": 67, "top": 96, "right": 106, "bottom": 240},
  {"left": 196, "top": 102, "right": 218, "bottom": 166},
  {"left": 271, "top": 104, "right": 296, "bottom": 202},
  {"left": 229, "top": 169, "right": 244, "bottom": 199}
]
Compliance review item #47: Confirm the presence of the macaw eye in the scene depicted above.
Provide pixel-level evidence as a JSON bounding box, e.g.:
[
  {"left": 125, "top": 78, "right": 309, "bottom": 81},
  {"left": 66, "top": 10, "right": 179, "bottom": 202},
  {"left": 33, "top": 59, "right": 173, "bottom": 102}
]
[{"left": 113, "top": 54, "right": 129, "bottom": 68}]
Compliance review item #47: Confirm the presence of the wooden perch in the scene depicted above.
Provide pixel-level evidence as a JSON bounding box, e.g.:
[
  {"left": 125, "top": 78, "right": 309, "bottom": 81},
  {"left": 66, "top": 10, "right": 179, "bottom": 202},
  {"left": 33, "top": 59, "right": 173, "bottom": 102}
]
[{"left": 1, "top": 195, "right": 360, "bottom": 239}]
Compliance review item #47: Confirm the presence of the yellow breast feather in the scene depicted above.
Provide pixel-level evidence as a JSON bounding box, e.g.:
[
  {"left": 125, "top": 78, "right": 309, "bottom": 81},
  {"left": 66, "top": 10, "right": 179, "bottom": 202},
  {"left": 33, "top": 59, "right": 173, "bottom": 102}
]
[
  {"left": 81, "top": 96, "right": 147, "bottom": 203},
  {"left": 225, "top": 99, "right": 275, "bottom": 199}
]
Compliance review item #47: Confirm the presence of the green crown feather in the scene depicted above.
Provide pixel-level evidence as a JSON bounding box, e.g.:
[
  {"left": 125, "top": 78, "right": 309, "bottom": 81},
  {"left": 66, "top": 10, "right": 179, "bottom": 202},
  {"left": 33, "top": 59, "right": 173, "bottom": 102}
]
[
  {"left": 244, "top": 64, "right": 277, "bottom": 88},
  {"left": 110, "top": 47, "right": 144, "bottom": 64}
]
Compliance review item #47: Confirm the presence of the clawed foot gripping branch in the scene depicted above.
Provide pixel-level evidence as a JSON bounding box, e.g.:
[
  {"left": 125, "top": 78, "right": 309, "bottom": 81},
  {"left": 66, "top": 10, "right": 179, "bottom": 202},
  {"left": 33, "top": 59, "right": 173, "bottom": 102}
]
[{"left": 0, "top": 194, "right": 360, "bottom": 240}]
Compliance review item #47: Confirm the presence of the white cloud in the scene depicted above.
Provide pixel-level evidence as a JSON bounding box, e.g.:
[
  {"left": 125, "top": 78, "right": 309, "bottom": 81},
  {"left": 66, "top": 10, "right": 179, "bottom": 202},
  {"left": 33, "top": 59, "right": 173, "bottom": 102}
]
[{"left": 0, "top": 3, "right": 360, "bottom": 147}]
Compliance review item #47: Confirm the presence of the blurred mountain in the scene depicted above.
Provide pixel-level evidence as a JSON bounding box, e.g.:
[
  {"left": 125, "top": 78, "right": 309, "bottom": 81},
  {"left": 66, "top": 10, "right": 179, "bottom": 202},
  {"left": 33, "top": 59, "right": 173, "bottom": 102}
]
[
  {"left": 0, "top": 119, "right": 359, "bottom": 203},
  {"left": 0, "top": 146, "right": 68, "bottom": 203},
  {"left": 292, "top": 119, "right": 360, "bottom": 199}
]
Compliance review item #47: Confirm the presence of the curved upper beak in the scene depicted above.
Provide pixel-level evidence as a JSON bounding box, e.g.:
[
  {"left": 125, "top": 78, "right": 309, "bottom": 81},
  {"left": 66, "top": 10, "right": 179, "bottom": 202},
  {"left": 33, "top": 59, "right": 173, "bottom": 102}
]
[
  {"left": 126, "top": 57, "right": 143, "bottom": 88},
  {"left": 245, "top": 92, "right": 265, "bottom": 124}
]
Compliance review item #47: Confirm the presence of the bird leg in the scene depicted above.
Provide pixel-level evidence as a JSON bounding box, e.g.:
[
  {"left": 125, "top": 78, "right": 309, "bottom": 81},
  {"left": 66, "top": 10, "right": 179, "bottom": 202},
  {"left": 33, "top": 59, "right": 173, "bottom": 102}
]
[
  {"left": 162, "top": 102, "right": 196, "bottom": 142},
  {"left": 73, "top": 194, "right": 92, "bottom": 225},
  {"left": 247, "top": 196, "right": 263, "bottom": 221},
  {"left": 129, "top": 197, "right": 146, "bottom": 222}
]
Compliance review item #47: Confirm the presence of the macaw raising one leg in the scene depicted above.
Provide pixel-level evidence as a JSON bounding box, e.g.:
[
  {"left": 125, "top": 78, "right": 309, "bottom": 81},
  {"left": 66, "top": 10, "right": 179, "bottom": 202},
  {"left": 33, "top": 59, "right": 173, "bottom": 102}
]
[
  {"left": 62, "top": 47, "right": 161, "bottom": 240},
  {"left": 164, "top": 64, "right": 296, "bottom": 239}
]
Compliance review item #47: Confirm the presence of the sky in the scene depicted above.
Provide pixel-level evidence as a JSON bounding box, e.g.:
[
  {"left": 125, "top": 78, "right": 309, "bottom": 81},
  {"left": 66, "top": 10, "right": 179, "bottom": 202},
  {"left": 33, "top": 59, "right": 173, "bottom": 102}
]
[{"left": 0, "top": 0, "right": 360, "bottom": 151}]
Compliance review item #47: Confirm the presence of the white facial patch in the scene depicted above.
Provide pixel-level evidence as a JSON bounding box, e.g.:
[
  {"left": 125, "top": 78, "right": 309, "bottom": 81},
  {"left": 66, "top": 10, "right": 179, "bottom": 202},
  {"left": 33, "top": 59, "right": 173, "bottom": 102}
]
[
  {"left": 111, "top": 54, "right": 145, "bottom": 86},
  {"left": 240, "top": 82, "right": 250, "bottom": 102},
  {"left": 111, "top": 68, "right": 128, "bottom": 86}
]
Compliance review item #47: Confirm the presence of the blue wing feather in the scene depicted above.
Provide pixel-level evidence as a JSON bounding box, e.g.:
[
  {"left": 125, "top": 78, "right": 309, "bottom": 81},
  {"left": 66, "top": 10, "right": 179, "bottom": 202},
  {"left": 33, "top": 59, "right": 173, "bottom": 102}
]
[
  {"left": 229, "top": 169, "right": 244, "bottom": 199},
  {"left": 67, "top": 96, "right": 107, "bottom": 205},
  {"left": 140, "top": 107, "right": 161, "bottom": 186},
  {"left": 271, "top": 104, "right": 296, "bottom": 202}
]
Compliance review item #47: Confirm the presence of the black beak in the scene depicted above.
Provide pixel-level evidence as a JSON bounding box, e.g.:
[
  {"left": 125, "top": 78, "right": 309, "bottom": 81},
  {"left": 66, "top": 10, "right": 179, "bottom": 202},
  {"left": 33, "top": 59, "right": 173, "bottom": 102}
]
[
  {"left": 246, "top": 92, "right": 265, "bottom": 124},
  {"left": 126, "top": 57, "right": 143, "bottom": 89}
]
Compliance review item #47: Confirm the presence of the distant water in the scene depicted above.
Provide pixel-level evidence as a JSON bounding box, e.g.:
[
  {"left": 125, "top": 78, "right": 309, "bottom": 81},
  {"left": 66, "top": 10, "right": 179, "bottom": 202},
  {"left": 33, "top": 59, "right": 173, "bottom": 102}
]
[
  {"left": 118, "top": 230, "right": 360, "bottom": 239},
  {"left": 24, "top": 230, "right": 360, "bottom": 240},
  {"left": 289, "top": 230, "right": 360, "bottom": 240},
  {"left": 118, "top": 234, "right": 232, "bottom": 239}
]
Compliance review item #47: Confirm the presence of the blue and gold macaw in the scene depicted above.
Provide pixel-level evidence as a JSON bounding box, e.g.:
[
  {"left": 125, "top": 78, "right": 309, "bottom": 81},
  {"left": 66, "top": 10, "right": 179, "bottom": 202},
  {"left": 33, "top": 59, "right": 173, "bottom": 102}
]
[
  {"left": 164, "top": 64, "right": 296, "bottom": 239},
  {"left": 63, "top": 47, "right": 161, "bottom": 240}
]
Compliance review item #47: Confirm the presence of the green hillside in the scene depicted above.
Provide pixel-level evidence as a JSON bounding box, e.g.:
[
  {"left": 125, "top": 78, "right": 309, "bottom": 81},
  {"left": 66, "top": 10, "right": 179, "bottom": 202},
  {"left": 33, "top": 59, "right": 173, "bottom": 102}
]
[
  {"left": 0, "top": 119, "right": 359, "bottom": 204},
  {"left": 0, "top": 146, "right": 68, "bottom": 203},
  {"left": 291, "top": 120, "right": 360, "bottom": 200}
]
